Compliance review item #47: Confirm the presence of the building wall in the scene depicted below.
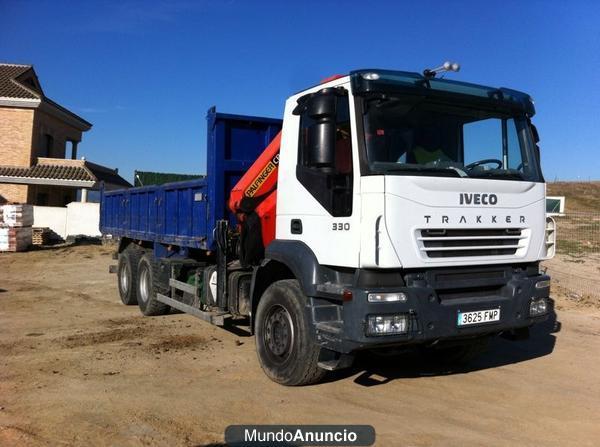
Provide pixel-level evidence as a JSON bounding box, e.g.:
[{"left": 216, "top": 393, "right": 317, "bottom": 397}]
[
  {"left": 65, "top": 202, "right": 100, "bottom": 237},
  {"left": 32, "top": 109, "right": 83, "bottom": 159},
  {"left": 32, "top": 205, "right": 67, "bottom": 239},
  {"left": 0, "top": 107, "right": 35, "bottom": 165},
  {"left": 33, "top": 202, "right": 100, "bottom": 240},
  {"left": 0, "top": 183, "right": 28, "bottom": 204},
  {"left": 0, "top": 107, "right": 35, "bottom": 203}
]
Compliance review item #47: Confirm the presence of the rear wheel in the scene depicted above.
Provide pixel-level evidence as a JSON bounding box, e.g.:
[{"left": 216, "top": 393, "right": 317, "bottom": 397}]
[
  {"left": 136, "top": 254, "right": 170, "bottom": 316},
  {"left": 117, "top": 247, "right": 142, "bottom": 305},
  {"left": 255, "top": 279, "right": 325, "bottom": 386}
]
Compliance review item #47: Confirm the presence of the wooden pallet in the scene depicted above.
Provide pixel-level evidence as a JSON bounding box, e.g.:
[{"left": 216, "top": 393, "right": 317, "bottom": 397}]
[{"left": 32, "top": 227, "right": 51, "bottom": 245}]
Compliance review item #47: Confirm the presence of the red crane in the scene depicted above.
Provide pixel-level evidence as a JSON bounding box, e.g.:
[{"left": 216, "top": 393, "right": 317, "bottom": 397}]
[{"left": 228, "top": 132, "right": 281, "bottom": 264}]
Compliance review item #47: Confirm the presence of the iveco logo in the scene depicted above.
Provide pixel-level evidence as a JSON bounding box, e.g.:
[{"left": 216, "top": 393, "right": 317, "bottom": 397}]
[{"left": 459, "top": 193, "right": 498, "bottom": 205}]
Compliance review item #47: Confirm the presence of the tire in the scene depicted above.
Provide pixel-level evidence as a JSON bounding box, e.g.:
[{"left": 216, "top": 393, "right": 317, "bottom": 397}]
[
  {"left": 424, "top": 336, "right": 490, "bottom": 366},
  {"left": 255, "top": 279, "right": 326, "bottom": 386},
  {"left": 136, "top": 253, "right": 170, "bottom": 316},
  {"left": 117, "top": 247, "right": 142, "bottom": 305}
]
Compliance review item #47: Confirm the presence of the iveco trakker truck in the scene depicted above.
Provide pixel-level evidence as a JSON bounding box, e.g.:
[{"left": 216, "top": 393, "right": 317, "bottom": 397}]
[{"left": 101, "top": 65, "right": 556, "bottom": 385}]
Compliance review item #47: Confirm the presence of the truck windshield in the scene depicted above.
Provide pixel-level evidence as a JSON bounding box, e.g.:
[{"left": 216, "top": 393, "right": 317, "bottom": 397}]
[{"left": 362, "top": 96, "right": 542, "bottom": 181}]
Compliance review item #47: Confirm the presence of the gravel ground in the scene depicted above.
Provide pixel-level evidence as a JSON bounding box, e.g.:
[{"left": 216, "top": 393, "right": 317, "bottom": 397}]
[{"left": 1, "top": 244, "right": 599, "bottom": 446}]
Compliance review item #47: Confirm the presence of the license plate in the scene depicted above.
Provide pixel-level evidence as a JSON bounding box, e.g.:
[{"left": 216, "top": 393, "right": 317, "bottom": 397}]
[{"left": 457, "top": 308, "right": 501, "bottom": 326}]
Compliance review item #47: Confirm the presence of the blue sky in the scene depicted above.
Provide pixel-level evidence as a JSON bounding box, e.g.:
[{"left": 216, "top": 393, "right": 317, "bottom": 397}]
[{"left": 1, "top": 0, "right": 599, "bottom": 181}]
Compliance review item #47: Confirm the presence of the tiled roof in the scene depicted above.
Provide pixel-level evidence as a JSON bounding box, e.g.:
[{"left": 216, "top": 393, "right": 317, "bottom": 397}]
[
  {"left": 0, "top": 164, "right": 92, "bottom": 181},
  {"left": 85, "top": 161, "right": 132, "bottom": 188},
  {"left": 0, "top": 159, "right": 132, "bottom": 188},
  {"left": 0, "top": 63, "right": 91, "bottom": 130},
  {"left": 0, "top": 64, "right": 40, "bottom": 100}
]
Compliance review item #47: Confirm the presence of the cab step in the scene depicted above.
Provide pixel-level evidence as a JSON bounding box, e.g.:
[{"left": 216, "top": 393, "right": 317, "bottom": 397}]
[{"left": 317, "top": 349, "right": 354, "bottom": 371}]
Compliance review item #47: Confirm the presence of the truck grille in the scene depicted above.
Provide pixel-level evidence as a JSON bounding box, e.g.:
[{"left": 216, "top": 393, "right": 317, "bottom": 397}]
[{"left": 418, "top": 228, "right": 527, "bottom": 258}]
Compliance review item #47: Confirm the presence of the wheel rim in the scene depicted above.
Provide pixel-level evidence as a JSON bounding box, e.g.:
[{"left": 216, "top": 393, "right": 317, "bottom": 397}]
[
  {"left": 119, "top": 263, "right": 129, "bottom": 294},
  {"left": 139, "top": 265, "right": 150, "bottom": 303},
  {"left": 263, "top": 304, "right": 294, "bottom": 364}
]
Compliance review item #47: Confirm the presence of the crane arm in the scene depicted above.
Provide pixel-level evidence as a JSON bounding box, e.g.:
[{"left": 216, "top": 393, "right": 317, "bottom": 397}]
[{"left": 228, "top": 132, "right": 281, "bottom": 266}]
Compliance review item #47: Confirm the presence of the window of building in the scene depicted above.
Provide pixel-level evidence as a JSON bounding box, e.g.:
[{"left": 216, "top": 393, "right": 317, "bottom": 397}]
[{"left": 39, "top": 134, "right": 54, "bottom": 157}]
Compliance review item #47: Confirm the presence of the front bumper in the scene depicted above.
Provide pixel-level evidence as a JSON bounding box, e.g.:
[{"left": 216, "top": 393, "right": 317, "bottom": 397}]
[{"left": 314, "top": 265, "right": 551, "bottom": 353}]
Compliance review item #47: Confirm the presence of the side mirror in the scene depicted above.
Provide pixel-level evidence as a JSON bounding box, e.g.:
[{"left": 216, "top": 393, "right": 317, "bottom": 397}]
[
  {"left": 307, "top": 121, "right": 335, "bottom": 167},
  {"left": 299, "top": 90, "right": 339, "bottom": 168},
  {"left": 530, "top": 123, "right": 540, "bottom": 143}
]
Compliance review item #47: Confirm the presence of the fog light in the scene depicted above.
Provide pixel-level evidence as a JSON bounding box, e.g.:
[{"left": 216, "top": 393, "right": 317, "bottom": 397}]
[
  {"left": 535, "top": 280, "right": 550, "bottom": 289},
  {"left": 368, "top": 292, "right": 408, "bottom": 303},
  {"left": 366, "top": 314, "right": 408, "bottom": 336},
  {"left": 529, "top": 298, "right": 548, "bottom": 316}
]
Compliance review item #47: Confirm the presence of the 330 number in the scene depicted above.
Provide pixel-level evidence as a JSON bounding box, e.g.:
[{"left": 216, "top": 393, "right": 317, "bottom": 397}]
[{"left": 332, "top": 223, "right": 350, "bottom": 231}]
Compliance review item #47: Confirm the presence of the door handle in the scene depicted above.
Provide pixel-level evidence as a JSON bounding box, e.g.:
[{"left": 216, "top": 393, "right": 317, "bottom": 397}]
[{"left": 290, "top": 219, "right": 303, "bottom": 234}]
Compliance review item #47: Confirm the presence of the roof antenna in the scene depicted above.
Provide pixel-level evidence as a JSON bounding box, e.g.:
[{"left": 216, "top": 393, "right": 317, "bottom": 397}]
[{"left": 423, "top": 61, "right": 460, "bottom": 79}]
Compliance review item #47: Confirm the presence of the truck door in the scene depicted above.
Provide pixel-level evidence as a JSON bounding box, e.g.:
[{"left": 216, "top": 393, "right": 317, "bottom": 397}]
[{"left": 276, "top": 85, "right": 361, "bottom": 268}]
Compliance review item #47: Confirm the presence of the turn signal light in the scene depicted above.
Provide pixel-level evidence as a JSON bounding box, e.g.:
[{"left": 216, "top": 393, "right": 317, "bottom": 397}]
[
  {"left": 535, "top": 280, "right": 550, "bottom": 289},
  {"left": 368, "top": 292, "right": 408, "bottom": 303}
]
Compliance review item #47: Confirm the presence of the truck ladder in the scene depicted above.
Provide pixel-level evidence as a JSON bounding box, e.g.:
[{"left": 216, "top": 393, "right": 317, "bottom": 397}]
[{"left": 155, "top": 278, "right": 231, "bottom": 326}]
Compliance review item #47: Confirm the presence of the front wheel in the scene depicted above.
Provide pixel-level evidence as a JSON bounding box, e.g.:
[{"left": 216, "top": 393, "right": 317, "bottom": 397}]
[{"left": 255, "top": 280, "right": 325, "bottom": 386}]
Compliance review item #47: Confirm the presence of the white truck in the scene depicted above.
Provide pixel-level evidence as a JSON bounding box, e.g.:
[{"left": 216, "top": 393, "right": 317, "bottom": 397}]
[{"left": 102, "top": 64, "right": 555, "bottom": 385}]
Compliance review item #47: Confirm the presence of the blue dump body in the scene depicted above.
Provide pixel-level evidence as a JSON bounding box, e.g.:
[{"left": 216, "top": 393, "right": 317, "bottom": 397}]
[{"left": 100, "top": 107, "right": 282, "bottom": 251}]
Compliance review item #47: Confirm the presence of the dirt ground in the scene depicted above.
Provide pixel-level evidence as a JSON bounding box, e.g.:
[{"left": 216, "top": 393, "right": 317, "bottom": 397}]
[{"left": 1, "top": 244, "right": 600, "bottom": 447}]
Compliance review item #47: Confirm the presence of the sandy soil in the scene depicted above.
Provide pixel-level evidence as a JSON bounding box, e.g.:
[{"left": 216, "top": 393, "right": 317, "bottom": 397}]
[{"left": 1, "top": 244, "right": 600, "bottom": 447}]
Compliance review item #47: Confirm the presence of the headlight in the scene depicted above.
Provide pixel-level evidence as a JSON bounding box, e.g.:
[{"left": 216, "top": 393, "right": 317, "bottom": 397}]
[
  {"left": 530, "top": 298, "right": 548, "bottom": 316},
  {"left": 368, "top": 292, "right": 408, "bottom": 303},
  {"left": 366, "top": 314, "right": 408, "bottom": 336}
]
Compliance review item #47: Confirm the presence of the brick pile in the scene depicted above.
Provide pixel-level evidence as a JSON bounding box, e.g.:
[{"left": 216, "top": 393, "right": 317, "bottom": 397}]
[{"left": 0, "top": 204, "right": 33, "bottom": 252}]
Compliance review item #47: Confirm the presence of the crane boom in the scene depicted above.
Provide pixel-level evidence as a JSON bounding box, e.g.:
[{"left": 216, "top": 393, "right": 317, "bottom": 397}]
[{"left": 228, "top": 131, "right": 281, "bottom": 265}]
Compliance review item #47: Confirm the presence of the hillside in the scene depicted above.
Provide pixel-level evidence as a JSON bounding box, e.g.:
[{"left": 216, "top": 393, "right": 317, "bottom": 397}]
[{"left": 547, "top": 181, "right": 600, "bottom": 213}]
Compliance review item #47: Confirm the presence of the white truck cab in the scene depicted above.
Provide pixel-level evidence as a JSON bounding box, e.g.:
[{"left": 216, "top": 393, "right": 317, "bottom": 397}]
[{"left": 255, "top": 69, "right": 554, "bottom": 384}]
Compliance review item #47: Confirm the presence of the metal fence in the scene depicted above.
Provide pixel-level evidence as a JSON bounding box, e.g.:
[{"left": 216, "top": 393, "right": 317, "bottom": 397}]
[{"left": 542, "top": 212, "right": 600, "bottom": 302}]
